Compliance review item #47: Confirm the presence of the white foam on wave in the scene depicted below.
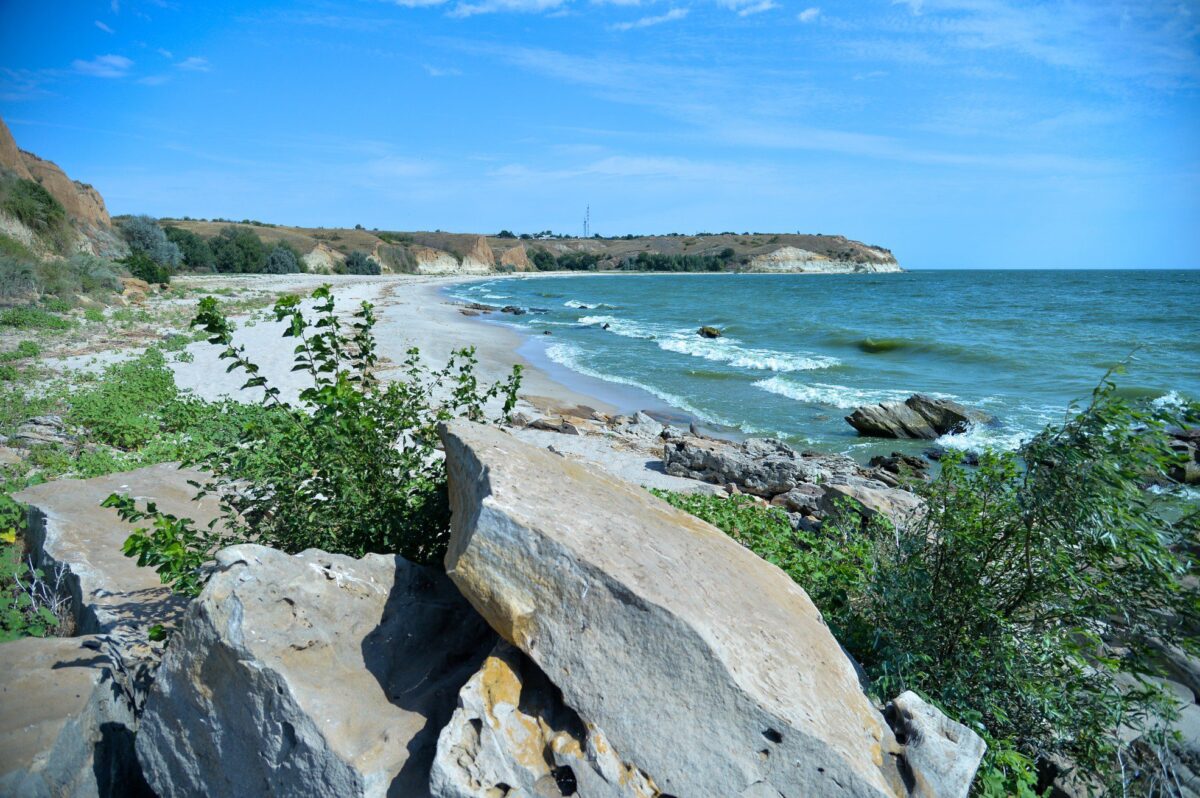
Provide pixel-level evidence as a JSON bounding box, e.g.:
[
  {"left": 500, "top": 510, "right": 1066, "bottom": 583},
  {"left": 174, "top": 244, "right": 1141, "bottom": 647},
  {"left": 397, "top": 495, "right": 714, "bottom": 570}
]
[
  {"left": 658, "top": 334, "right": 839, "bottom": 373},
  {"left": 543, "top": 341, "right": 773, "bottom": 434},
  {"left": 1152, "top": 390, "right": 1189, "bottom": 409},
  {"left": 483, "top": 293, "right": 510, "bottom": 300},
  {"left": 578, "top": 315, "right": 659, "bottom": 340},
  {"left": 936, "top": 423, "right": 1031, "bottom": 453},
  {"left": 753, "top": 377, "right": 911, "bottom": 408}
]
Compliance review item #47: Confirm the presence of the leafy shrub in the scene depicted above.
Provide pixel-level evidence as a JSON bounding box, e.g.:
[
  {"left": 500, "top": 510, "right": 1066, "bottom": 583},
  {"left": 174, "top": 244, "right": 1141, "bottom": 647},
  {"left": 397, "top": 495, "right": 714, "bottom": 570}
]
[
  {"left": 164, "top": 226, "right": 216, "bottom": 272},
  {"left": 0, "top": 306, "right": 72, "bottom": 330},
  {"left": 530, "top": 247, "right": 556, "bottom": 271},
  {"left": 0, "top": 340, "right": 40, "bottom": 362},
  {"left": 41, "top": 297, "right": 70, "bottom": 313},
  {"left": 69, "top": 348, "right": 181, "bottom": 448},
  {"left": 122, "top": 251, "right": 171, "bottom": 286},
  {"left": 111, "top": 286, "right": 522, "bottom": 596},
  {"left": 263, "top": 242, "right": 301, "bottom": 274},
  {"left": 84, "top": 307, "right": 104, "bottom": 323},
  {"left": 209, "top": 226, "right": 267, "bottom": 273},
  {"left": 343, "top": 250, "right": 380, "bottom": 275},
  {"left": 0, "top": 255, "right": 37, "bottom": 303},
  {"left": 661, "top": 380, "right": 1199, "bottom": 794},
  {"left": 0, "top": 364, "right": 16, "bottom": 381},
  {"left": 0, "top": 177, "right": 70, "bottom": 251},
  {"left": 0, "top": 543, "right": 68, "bottom": 642},
  {"left": 0, "top": 233, "right": 34, "bottom": 260},
  {"left": 119, "top": 215, "right": 181, "bottom": 268}
]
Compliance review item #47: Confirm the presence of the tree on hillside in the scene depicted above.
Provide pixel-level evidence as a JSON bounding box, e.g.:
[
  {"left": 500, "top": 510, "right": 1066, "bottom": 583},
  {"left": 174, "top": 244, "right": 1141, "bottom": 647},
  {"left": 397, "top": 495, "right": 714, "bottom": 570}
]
[
  {"left": 263, "top": 242, "right": 301, "bottom": 274},
  {"left": 119, "top": 216, "right": 181, "bottom": 268},
  {"left": 343, "top": 250, "right": 380, "bottom": 275},
  {"left": 209, "top": 226, "right": 267, "bottom": 273},
  {"left": 164, "top": 227, "right": 216, "bottom": 272},
  {"left": 529, "top": 247, "right": 556, "bottom": 271}
]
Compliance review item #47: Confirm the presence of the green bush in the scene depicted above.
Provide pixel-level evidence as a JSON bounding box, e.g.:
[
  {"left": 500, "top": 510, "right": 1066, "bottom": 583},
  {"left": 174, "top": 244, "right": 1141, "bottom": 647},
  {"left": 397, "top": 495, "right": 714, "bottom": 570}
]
[
  {"left": 0, "top": 340, "right": 40, "bottom": 362},
  {"left": 343, "top": 250, "right": 379, "bottom": 275},
  {"left": 122, "top": 251, "right": 170, "bottom": 286},
  {"left": 0, "top": 255, "right": 37, "bottom": 303},
  {"left": 0, "top": 542, "right": 64, "bottom": 642},
  {"left": 0, "top": 233, "right": 35, "bottom": 260},
  {"left": 119, "top": 215, "right": 182, "bottom": 268},
  {"left": 263, "top": 242, "right": 301, "bottom": 274},
  {"left": 661, "top": 380, "right": 1199, "bottom": 794},
  {"left": 111, "top": 286, "right": 522, "bottom": 596},
  {"left": 0, "top": 306, "right": 72, "bottom": 330},
  {"left": 0, "top": 178, "right": 70, "bottom": 252},
  {"left": 68, "top": 348, "right": 181, "bottom": 448},
  {"left": 209, "top": 226, "right": 267, "bottom": 273},
  {"left": 164, "top": 226, "right": 216, "bottom": 272},
  {"left": 0, "top": 364, "right": 16, "bottom": 381}
]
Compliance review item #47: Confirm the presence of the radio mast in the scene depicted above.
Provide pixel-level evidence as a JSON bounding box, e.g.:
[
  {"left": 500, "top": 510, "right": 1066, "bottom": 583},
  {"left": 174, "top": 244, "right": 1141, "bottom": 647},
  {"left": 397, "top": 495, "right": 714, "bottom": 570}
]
[{"left": 583, "top": 205, "right": 590, "bottom": 238}]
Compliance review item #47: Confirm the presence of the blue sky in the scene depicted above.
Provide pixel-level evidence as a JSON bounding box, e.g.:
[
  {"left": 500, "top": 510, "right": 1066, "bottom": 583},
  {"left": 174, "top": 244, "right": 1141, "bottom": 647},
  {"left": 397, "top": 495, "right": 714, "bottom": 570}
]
[{"left": 1, "top": 1, "right": 1198, "bottom": 268}]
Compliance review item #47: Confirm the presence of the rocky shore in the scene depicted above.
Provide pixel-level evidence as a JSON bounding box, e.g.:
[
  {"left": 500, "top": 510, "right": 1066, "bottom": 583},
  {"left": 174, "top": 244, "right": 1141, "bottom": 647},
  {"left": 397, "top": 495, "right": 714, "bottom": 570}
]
[{"left": 1, "top": 419, "right": 986, "bottom": 797}]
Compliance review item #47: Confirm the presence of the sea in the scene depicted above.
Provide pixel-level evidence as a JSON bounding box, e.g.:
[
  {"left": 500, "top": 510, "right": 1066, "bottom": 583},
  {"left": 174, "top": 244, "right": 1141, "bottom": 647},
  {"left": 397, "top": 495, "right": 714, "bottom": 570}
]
[{"left": 448, "top": 270, "right": 1200, "bottom": 462}]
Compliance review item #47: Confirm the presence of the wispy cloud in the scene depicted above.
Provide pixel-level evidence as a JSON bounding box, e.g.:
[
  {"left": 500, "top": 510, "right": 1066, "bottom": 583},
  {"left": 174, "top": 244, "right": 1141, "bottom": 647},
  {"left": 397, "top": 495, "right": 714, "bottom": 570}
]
[
  {"left": 95, "top": 20, "right": 115, "bottom": 34},
  {"left": 423, "top": 64, "right": 463, "bottom": 76},
  {"left": 797, "top": 7, "right": 820, "bottom": 22},
  {"left": 138, "top": 74, "right": 172, "bottom": 86},
  {"left": 449, "top": 0, "right": 568, "bottom": 17},
  {"left": 737, "top": 1, "right": 778, "bottom": 17},
  {"left": 0, "top": 67, "right": 58, "bottom": 102},
  {"left": 176, "top": 56, "right": 210, "bottom": 72},
  {"left": 73, "top": 54, "right": 133, "bottom": 78},
  {"left": 610, "top": 7, "right": 689, "bottom": 30},
  {"left": 157, "top": 48, "right": 174, "bottom": 59}
]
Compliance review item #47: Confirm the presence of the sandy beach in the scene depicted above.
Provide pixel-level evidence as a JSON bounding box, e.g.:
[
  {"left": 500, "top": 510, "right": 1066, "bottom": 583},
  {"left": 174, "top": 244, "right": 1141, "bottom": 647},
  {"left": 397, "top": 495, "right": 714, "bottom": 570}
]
[{"left": 67, "top": 271, "right": 711, "bottom": 493}]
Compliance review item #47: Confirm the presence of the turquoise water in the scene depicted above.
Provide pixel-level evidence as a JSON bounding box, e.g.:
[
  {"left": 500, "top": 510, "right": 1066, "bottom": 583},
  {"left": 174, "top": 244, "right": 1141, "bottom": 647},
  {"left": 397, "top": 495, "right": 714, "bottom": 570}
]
[{"left": 450, "top": 271, "right": 1200, "bottom": 460}]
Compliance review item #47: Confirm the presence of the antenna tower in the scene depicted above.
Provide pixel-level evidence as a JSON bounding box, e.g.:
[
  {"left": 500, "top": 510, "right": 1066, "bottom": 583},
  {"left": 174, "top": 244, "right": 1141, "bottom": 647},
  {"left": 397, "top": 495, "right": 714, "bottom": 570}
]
[{"left": 583, "top": 205, "right": 590, "bottom": 238}]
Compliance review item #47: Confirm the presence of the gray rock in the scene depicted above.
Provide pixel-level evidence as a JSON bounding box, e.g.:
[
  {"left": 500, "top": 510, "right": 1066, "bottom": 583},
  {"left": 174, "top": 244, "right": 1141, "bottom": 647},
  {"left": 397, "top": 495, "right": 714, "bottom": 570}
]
[
  {"left": 440, "top": 420, "right": 911, "bottom": 798},
  {"left": 136, "top": 544, "right": 494, "bottom": 798},
  {"left": 663, "top": 434, "right": 859, "bottom": 497},
  {"left": 821, "top": 481, "right": 924, "bottom": 528},
  {"left": 0, "top": 635, "right": 147, "bottom": 798},
  {"left": 846, "top": 395, "right": 980, "bottom": 440},
  {"left": 14, "top": 463, "right": 224, "bottom": 705},
  {"left": 885, "top": 692, "right": 985, "bottom": 798},
  {"left": 431, "top": 641, "right": 659, "bottom": 798}
]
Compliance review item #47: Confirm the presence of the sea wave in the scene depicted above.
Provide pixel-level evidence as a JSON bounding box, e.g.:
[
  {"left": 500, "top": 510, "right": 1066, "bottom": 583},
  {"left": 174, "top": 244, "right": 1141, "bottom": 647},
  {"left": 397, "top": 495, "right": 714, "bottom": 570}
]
[
  {"left": 483, "top": 293, "right": 510, "bottom": 300},
  {"left": 578, "top": 315, "right": 659, "bottom": 339},
  {"left": 936, "top": 423, "right": 1031, "bottom": 453},
  {"left": 753, "top": 377, "right": 911, "bottom": 408},
  {"left": 543, "top": 341, "right": 774, "bottom": 434},
  {"left": 566, "top": 299, "right": 619, "bottom": 310},
  {"left": 658, "top": 334, "right": 839, "bottom": 373}
]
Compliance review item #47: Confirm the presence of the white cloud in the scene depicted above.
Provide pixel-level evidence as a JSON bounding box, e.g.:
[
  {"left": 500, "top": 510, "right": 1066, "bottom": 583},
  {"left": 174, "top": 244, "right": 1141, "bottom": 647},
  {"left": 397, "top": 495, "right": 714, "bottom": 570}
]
[
  {"left": 610, "top": 7, "right": 689, "bottom": 30},
  {"left": 176, "top": 56, "right": 210, "bottom": 72},
  {"left": 737, "top": 1, "right": 778, "bottom": 16},
  {"left": 392, "top": 0, "right": 450, "bottom": 6},
  {"left": 95, "top": 20, "right": 115, "bottom": 34},
  {"left": 423, "top": 64, "right": 463, "bottom": 76},
  {"left": 797, "top": 7, "right": 820, "bottom": 22},
  {"left": 73, "top": 54, "right": 133, "bottom": 78},
  {"left": 111, "top": 0, "right": 120, "bottom": 11},
  {"left": 157, "top": 48, "right": 174, "bottom": 59},
  {"left": 449, "top": 0, "right": 567, "bottom": 16},
  {"left": 138, "top": 74, "right": 171, "bottom": 86}
]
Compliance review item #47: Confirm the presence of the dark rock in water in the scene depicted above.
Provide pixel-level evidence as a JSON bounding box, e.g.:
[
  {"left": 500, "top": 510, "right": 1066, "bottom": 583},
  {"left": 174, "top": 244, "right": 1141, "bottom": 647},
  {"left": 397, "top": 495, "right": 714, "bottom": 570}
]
[
  {"left": 846, "top": 394, "right": 986, "bottom": 439},
  {"left": 464, "top": 302, "right": 493, "bottom": 312},
  {"left": 601, "top": 322, "right": 611, "bottom": 330},
  {"left": 543, "top": 330, "right": 552, "bottom": 335},
  {"left": 1166, "top": 426, "right": 1200, "bottom": 484},
  {"left": 500, "top": 305, "right": 527, "bottom": 315},
  {"left": 868, "top": 452, "right": 930, "bottom": 487},
  {"left": 924, "top": 446, "right": 980, "bottom": 466},
  {"left": 698, "top": 326, "right": 722, "bottom": 339}
]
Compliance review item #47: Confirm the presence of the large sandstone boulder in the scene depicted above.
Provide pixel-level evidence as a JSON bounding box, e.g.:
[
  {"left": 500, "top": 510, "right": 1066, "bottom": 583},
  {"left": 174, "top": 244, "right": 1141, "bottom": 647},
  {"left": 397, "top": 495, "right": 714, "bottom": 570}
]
[
  {"left": 498, "top": 244, "right": 534, "bottom": 272},
  {"left": 663, "top": 435, "right": 860, "bottom": 496},
  {"left": 846, "top": 395, "right": 979, "bottom": 440},
  {"left": 0, "top": 635, "right": 147, "bottom": 797},
  {"left": 439, "top": 420, "right": 912, "bottom": 797},
  {"left": 136, "top": 544, "right": 495, "bottom": 798}
]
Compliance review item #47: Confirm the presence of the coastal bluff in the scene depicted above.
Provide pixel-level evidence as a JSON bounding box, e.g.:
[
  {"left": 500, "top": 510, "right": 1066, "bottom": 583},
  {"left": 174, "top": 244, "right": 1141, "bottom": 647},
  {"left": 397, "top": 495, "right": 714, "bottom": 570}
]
[{"left": 163, "top": 219, "right": 903, "bottom": 276}]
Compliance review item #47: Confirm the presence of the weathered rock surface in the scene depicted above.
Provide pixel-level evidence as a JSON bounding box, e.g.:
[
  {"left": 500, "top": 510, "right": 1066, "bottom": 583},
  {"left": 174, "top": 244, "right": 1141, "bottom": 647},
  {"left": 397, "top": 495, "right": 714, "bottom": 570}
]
[
  {"left": 0, "top": 635, "right": 147, "bottom": 798},
  {"left": 663, "top": 433, "right": 923, "bottom": 527},
  {"left": 846, "top": 395, "right": 980, "bottom": 440},
  {"left": 885, "top": 692, "right": 985, "bottom": 798},
  {"left": 440, "top": 420, "right": 914, "bottom": 797},
  {"left": 432, "top": 642, "right": 658, "bottom": 798},
  {"left": 746, "top": 245, "right": 901, "bottom": 274},
  {"left": 14, "top": 463, "right": 219, "bottom": 640},
  {"left": 136, "top": 544, "right": 494, "bottom": 798},
  {"left": 498, "top": 244, "right": 535, "bottom": 272}
]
